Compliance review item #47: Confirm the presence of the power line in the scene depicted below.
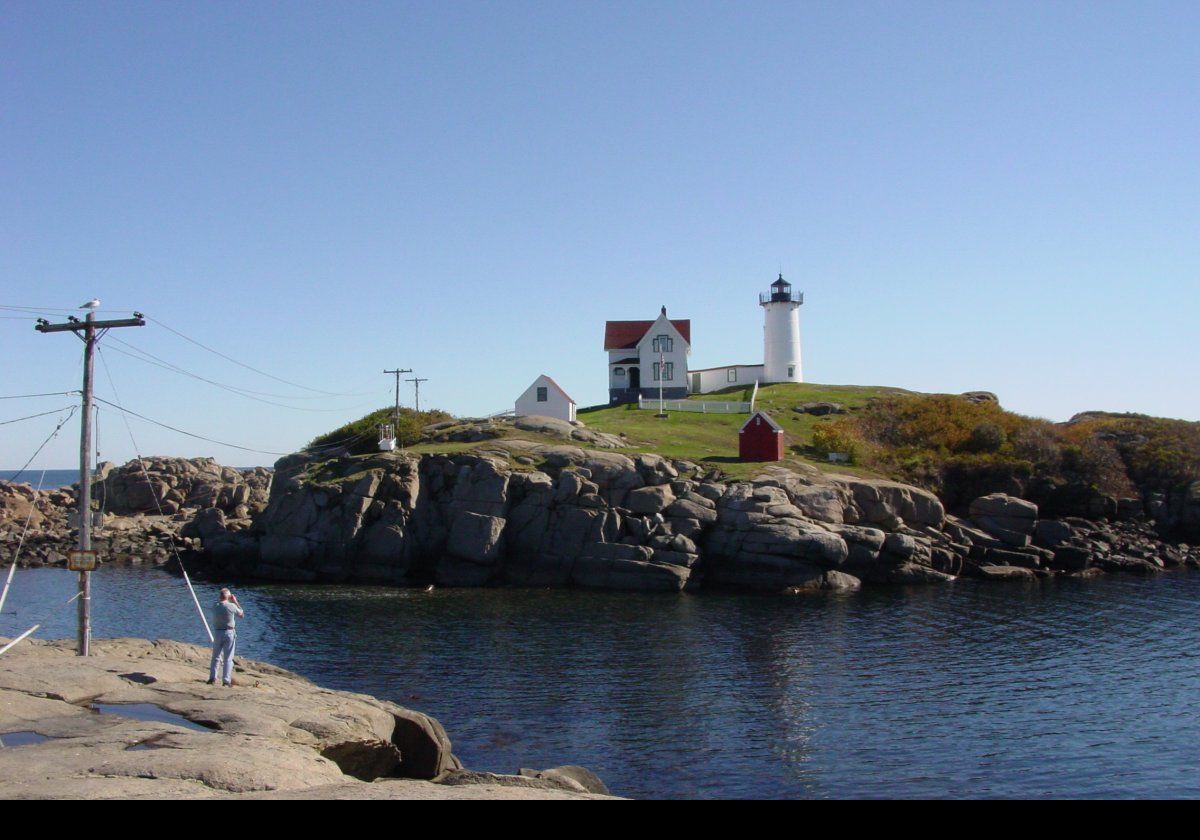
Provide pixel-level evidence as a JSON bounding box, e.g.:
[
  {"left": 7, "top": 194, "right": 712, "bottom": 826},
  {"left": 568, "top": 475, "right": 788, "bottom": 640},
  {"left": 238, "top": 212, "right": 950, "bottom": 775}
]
[
  {"left": 0, "top": 391, "right": 79, "bottom": 400},
  {"left": 4, "top": 406, "right": 78, "bottom": 485},
  {"left": 1, "top": 406, "right": 77, "bottom": 426},
  {"left": 148, "top": 316, "right": 366, "bottom": 397},
  {"left": 104, "top": 337, "right": 383, "bottom": 412},
  {"left": 0, "top": 304, "right": 133, "bottom": 316},
  {"left": 91, "top": 394, "right": 291, "bottom": 457}
]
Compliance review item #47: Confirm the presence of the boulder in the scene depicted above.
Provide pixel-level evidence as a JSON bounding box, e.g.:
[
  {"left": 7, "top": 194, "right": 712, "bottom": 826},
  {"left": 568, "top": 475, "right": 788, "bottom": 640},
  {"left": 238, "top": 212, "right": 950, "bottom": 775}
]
[
  {"left": 571, "top": 543, "right": 690, "bottom": 592},
  {"left": 624, "top": 485, "right": 675, "bottom": 515},
  {"left": 790, "top": 485, "right": 847, "bottom": 524},
  {"left": 792, "top": 402, "right": 846, "bottom": 416},
  {"left": 1033, "top": 519, "right": 1073, "bottom": 549},
  {"left": 518, "top": 766, "right": 610, "bottom": 796},
  {"left": 969, "top": 494, "right": 1038, "bottom": 547}
]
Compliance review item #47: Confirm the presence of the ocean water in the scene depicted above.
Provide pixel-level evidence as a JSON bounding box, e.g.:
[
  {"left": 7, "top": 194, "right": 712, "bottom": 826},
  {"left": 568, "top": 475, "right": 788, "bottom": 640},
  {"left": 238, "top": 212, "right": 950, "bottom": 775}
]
[
  {"left": 0, "top": 469, "right": 79, "bottom": 490},
  {"left": 3, "top": 566, "right": 1199, "bottom": 799}
]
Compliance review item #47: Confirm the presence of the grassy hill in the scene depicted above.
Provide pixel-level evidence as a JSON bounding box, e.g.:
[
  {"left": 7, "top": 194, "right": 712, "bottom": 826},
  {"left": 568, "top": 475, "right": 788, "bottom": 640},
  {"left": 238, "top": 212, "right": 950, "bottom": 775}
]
[
  {"left": 579, "top": 382, "right": 905, "bottom": 478},
  {"left": 308, "top": 383, "right": 1200, "bottom": 507}
]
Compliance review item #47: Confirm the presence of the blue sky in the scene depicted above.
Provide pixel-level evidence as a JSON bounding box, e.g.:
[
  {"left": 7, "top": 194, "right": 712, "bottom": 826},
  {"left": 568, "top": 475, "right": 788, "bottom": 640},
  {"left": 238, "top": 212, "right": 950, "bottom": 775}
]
[{"left": 3, "top": 1, "right": 1198, "bottom": 469}]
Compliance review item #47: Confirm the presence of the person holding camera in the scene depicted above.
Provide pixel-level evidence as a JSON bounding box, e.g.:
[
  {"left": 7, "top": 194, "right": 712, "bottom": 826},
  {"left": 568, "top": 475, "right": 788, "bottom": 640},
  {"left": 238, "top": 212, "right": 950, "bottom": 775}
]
[{"left": 207, "top": 588, "right": 244, "bottom": 687}]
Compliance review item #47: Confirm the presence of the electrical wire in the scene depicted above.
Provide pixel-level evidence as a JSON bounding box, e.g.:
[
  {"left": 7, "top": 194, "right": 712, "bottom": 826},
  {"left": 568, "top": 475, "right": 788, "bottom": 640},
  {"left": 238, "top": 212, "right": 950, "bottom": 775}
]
[
  {"left": 0, "top": 392, "right": 78, "bottom": 400},
  {"left": 1, "top": 406, "right": 77, "bottom": 426},
  {"left": 91, "top": 395, "right": 291, "bottom": 457},
  {"left": 104, "top": 337, "right": 384, "bottom": 412},
  {"left": 148, "top": 316, "right": 368, "bottom": 397},
  {"left": 5, "top": 406, "right": 79, "bottom": 485}
]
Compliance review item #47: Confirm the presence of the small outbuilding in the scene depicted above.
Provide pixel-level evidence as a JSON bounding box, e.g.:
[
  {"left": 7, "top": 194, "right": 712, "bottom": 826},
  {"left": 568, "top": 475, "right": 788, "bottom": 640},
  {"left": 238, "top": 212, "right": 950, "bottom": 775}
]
[
  {"left": 515, "top": 374, "right": 577, "bottom": 423},
  {"left": 739, "top": 410, "right": 785, "bottom": 462}
]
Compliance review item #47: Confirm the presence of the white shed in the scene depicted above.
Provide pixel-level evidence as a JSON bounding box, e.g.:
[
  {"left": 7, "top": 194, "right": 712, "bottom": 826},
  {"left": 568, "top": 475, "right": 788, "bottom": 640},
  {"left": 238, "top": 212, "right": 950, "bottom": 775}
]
[{"left": 515, "top": 374, "right": 577, "bottom": 423}]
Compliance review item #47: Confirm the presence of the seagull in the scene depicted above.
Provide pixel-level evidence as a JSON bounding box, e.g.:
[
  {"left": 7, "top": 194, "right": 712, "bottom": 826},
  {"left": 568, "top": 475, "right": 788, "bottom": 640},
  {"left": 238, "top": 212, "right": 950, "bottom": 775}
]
[{"left": 80, "top": 298, "right": 100, "bottom": 310}]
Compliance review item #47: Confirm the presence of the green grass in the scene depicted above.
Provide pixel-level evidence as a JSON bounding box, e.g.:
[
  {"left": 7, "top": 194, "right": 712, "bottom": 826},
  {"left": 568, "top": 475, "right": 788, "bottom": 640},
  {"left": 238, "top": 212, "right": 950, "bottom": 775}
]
[
  {"left": 305, "top": 383, "right": 912, "bottom": 481},
  {"left": 578, "top": 382, "right": 907, "bottom": 478}
]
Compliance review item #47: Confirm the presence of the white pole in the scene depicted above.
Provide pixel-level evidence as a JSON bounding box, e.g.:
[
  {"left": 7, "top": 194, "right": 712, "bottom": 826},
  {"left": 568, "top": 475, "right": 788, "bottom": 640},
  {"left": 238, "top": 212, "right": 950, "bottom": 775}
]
[
  {"left": 659, "top": 350, "right": 665, "bottom": 415},
  {"left": 182, "top": 569, "right": 214, "bottom": 642},
  {"left": 0, "top": 624, "right": 41, "bottom": 658},
  {"left": 0, "top": 560, "right": 16, "bottom": 620}
]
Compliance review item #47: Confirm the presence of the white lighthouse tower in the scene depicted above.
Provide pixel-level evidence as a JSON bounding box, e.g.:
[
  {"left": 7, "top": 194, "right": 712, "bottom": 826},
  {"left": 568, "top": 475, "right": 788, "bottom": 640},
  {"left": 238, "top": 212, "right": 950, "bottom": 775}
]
[{"left": 760, "top": 274, "right": 803, "bottom": 383}]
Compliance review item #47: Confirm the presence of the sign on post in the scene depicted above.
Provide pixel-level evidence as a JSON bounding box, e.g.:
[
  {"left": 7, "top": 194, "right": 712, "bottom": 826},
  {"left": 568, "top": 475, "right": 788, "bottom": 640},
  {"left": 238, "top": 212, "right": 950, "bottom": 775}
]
[{"left": 67, "top": 550, "right": 98, "bottom": 572}]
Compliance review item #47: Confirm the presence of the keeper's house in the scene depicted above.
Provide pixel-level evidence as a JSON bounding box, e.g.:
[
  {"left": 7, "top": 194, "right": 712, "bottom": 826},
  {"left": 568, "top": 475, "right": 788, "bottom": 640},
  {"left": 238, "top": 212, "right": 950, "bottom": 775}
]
[{"left": 604, "top": 306, "right": 691, "bottom": 405}]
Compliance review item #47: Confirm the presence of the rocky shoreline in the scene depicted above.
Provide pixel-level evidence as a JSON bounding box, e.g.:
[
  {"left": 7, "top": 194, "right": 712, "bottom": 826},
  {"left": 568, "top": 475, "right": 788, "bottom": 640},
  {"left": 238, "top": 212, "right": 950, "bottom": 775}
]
[
  {"left": 0, "top": 457, "right": 269, "bottom": 569},
  {"left": 4, "top": 447, "right": 1198, "bottom": 593},
  {"left": 0, "top": 637, "right": 614, "bottom": 799},
  {"left": 193, "top": 441, "right": 1199, "bottom": 592}
]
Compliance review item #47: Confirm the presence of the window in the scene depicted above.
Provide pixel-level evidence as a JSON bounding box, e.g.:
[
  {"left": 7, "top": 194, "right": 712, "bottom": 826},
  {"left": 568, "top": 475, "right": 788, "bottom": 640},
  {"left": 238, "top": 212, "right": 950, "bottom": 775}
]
[
  {"left": 727, "top": 368, "right": 737, "bottom": 383},
  {"left": 653, "top": 362, "right": 674, "bottom": 381},
  {"left": 536, "top": 387, "right": 548, "bottom": 402},
  {"left": 651, "top": 335, "right": 673, "bottom": 353},
  {"left": 613, "top": 367, "right": 625, "bottom": 377},
  {"left": 787, "top": 366, "right": 795, "bottom": 379}
]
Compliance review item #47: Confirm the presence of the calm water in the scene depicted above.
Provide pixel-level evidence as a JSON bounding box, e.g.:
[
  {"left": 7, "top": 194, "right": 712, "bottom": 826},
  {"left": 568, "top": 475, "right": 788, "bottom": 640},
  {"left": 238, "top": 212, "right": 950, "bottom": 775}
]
[{"left": 2, "top": 565, "right": 1199, "bottom": 799}]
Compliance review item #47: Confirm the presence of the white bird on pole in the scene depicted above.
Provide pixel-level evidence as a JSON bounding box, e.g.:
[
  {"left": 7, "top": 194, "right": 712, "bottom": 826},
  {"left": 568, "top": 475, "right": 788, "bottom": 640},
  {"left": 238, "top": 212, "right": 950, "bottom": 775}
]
[{"left": 80, "top": 298, "right": 101, "bottom": 310}]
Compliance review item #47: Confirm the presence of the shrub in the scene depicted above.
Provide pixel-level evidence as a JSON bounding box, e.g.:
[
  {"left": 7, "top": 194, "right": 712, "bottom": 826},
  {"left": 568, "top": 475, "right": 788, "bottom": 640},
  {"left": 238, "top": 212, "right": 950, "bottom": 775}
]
[
  {"left": 965, "top": 422, "right": 1007, "bottom": 454},
  {"left": 308, "top": 407, "right": 453, "bottom": 456},
  {"left": 810, "top": 421, "right": 861, "bottom": 463}
]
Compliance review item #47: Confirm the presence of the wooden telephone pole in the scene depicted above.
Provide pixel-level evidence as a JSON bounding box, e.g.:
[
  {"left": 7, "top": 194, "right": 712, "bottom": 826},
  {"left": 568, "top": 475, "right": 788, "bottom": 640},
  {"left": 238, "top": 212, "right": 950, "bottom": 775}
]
[
  {"left": 383, "top": 368, "right": 412, "bottom": 430},
  {"left": 405, "top": 377, "right": 429, "bottom": 413},
  {"left": 36, "top": 308, "right": 145, "bottom": 656}
]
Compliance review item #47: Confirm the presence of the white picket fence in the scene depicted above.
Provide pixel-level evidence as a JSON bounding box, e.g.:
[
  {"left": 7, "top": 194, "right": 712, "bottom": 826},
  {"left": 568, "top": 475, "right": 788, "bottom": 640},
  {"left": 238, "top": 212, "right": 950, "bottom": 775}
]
[{"left": 637, "top": 396, "right": 752, "bottom": 413}]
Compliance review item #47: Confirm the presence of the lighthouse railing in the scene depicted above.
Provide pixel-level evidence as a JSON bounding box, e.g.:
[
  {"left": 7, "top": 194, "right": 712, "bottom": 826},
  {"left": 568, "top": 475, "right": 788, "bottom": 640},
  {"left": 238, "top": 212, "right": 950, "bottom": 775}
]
[{"left": 759, "top": 291, "right": 804, "bottom": 305}]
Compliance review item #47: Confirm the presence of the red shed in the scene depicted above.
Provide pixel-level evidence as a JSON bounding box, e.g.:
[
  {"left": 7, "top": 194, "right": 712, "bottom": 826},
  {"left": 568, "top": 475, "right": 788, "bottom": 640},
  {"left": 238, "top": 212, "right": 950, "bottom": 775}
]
[{"left": 739, "top": 411, "right": 785, "bottom": 462}]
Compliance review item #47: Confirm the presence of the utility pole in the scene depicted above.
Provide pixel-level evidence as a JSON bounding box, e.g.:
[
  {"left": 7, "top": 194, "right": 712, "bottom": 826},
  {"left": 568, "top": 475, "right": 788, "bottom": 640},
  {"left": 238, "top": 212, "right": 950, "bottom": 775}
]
[
  {"left": 36, "top": 308, "right": 145, "bottom": 656},
  {"left": 383, "top": 368, "right": 412, "bottom": 445},
  {"left": 405, "top": 377, "right": 429, "bottom": 413}
]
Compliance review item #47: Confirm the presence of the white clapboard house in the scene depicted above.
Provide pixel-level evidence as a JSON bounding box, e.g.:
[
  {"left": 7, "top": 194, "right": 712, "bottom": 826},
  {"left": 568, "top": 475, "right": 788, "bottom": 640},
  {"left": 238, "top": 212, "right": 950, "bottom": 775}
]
[{"left": 515, "top": 374, "right": 577, "bottom": 422}]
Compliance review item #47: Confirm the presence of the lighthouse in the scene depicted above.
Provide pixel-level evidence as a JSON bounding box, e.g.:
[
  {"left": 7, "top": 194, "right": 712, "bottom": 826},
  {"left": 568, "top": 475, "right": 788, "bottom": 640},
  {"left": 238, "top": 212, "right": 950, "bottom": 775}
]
[{"left": 760, "top": 274, "right": 803, "bottom": 383}]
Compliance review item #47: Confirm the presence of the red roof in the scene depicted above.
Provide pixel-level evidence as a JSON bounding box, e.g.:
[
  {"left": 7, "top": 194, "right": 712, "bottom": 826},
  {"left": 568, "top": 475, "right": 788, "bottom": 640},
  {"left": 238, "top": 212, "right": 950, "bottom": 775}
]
[
  {"left": 740, "top": 410, "right": 783, "bottom": 433},
  {"left": 603, "top": 320, "right": 691, "bottom": 350}
]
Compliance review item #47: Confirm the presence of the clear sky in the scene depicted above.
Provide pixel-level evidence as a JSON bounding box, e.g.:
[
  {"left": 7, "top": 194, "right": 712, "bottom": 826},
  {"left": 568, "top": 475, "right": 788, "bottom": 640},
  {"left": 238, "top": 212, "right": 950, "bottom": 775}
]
[{"left": 3, "top": 1, "right": 1198, "bottom": 469}]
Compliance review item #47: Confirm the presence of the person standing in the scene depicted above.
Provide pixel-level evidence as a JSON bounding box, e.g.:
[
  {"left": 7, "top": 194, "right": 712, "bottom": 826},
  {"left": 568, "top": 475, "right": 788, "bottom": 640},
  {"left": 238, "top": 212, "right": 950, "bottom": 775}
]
[{"left": 207, "top": 588, "right": 244, "bottom": 687}]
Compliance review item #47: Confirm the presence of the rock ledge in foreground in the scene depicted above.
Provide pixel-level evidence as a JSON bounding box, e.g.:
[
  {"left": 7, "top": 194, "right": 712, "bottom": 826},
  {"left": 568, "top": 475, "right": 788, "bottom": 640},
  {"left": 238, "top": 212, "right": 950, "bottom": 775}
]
[{"left": 0, "top": 638, "right": 612, "bottom": 800}]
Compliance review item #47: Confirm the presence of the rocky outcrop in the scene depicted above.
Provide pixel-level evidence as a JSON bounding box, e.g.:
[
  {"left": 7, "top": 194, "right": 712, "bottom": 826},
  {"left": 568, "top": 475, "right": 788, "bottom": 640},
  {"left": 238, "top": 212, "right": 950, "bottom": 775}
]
[
  {"left": 95, "top": 457, "right": 271, "bottom": 519},
  {"left": 185, "top": 445, "right": 1197, "bottom": 594},
  {"left": 180, "top": 440, "right": 1200, "bottom": 595},
  {"left": 0, "top": 638, "right": 610, "bottom": 800},
  {"left": 0, "top": 481, "right": 191, "bottom": 569},
  {"left": 1, "top": 458, "right": 271, "bottom": 569}
]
